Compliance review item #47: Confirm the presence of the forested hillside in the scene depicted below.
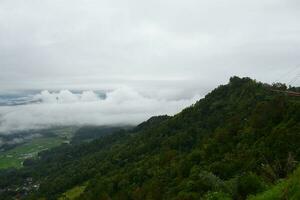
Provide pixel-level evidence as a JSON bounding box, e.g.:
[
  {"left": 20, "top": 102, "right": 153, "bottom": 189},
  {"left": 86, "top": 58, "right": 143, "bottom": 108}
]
[
  {"left": 0, "top": 77, "right": 299, "bottom": 200},
  {"left": 249, "top": 166, "right": 300, "bottom": 200}
]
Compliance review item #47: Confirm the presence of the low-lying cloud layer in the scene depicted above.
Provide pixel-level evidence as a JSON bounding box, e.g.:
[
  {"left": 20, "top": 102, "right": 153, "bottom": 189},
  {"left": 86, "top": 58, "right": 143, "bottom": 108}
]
[{"left": 0, "top": 87, "right": 200, "bottom": 133}]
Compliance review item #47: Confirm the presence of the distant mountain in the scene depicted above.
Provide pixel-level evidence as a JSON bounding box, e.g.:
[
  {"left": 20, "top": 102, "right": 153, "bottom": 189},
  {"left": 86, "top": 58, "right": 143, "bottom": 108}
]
[{"left": 0, "top": 76, "right": 299, "bottom": 200}]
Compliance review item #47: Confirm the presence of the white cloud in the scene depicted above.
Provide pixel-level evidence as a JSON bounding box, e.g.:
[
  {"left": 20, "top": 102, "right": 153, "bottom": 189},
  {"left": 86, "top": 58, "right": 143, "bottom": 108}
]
[
  {"left": 33, "top": 90, "right": 100, "bottom": 103},
  {"left": 0, "top": 87, "right": 200, "bottom": 133}
]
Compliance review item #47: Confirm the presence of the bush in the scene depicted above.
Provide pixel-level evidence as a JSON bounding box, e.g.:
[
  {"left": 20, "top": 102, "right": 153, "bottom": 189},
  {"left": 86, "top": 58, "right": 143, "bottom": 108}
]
[{"left": 237, "top": 172, "right": 266, "bottom": 199}]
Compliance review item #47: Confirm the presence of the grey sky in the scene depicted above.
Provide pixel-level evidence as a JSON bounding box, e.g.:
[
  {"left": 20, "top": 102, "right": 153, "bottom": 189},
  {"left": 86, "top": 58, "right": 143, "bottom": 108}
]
[{"left": 1, "top": 0, "right": 300, "bottom": 98}]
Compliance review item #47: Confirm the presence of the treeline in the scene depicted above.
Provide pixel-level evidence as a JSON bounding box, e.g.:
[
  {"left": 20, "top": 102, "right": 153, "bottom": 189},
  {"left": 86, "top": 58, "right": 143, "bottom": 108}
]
[{"left": 0, "top": 76, "right": 299, "bottom": 200}]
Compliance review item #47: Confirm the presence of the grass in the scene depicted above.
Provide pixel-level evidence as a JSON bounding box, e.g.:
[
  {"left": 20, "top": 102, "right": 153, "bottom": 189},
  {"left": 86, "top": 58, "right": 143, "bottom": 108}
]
[
  {"left": 0, "top": 137, "right": 65, "bottom": 169},
  {"left": 59, "top": 183, "right": 87, "bottom": 200},
  {"left": 248, "top": 166, "right": 300, "bottom": 200}
]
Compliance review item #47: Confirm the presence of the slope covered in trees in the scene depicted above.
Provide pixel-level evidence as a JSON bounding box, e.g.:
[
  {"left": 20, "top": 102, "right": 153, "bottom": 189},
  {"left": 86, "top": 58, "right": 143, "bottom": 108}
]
[
  {"left": 0, "top": 77, "right": 299, "bottom": 200},
  {"left": 248, "top": 166, "right": 300, "bottom": 200}
]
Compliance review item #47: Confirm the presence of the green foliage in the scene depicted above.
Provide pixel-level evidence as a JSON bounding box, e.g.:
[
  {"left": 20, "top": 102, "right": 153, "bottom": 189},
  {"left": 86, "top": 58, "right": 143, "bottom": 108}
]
[
  {"left": 236, "top": 172, "right": 266, "bottom": 199},
  {"left": 203, "top": 191, "right": 231, "bottom": 200},
  {"left": 248, "top": 166, "right": 300, "bottom": 200},
  {"left": 71, "top": 126, "right": 131, "bottom": 144},
  {"left": 0, "top": 76, "right": 299, "bottom": 200}
]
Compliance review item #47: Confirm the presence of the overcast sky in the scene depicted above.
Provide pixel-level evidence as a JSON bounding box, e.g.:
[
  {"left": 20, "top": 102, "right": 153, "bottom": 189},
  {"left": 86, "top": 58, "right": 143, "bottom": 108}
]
[{"left": 1, "top": 0, "right": 300, "bottom": 98}]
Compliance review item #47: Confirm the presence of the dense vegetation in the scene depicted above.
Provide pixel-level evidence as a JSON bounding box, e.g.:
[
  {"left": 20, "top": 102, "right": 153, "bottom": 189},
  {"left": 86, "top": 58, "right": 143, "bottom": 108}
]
[
  {"left": 0, "top": 77, "right": 299, "bottom": 200},
  {"left": 249, "top": 166, "right": 300, "bottom": 200},
  {"left": 71, "top": 126, "right": 132, "bottom": 144}
]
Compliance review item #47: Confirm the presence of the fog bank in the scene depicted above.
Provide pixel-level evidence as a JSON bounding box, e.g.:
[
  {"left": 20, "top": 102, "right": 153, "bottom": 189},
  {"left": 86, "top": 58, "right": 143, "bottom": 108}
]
[{"left": 0, "top": 87, "right": 200, "bottom": 133}]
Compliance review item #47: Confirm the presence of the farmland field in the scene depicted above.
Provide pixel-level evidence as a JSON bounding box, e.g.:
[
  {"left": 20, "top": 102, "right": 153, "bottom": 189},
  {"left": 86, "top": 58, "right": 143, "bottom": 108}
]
[
  {"left": 0, "top": 137, "right": 65, "bottom": 169},
  {"left": 0, "top": 127, "right": 77, "bottom": 169}
]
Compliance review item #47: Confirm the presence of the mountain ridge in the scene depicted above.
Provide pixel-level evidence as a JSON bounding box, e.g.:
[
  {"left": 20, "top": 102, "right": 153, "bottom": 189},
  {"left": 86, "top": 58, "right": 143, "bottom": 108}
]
[{"left": 0, "top": 76, "right": 299, "bottom": 200}]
